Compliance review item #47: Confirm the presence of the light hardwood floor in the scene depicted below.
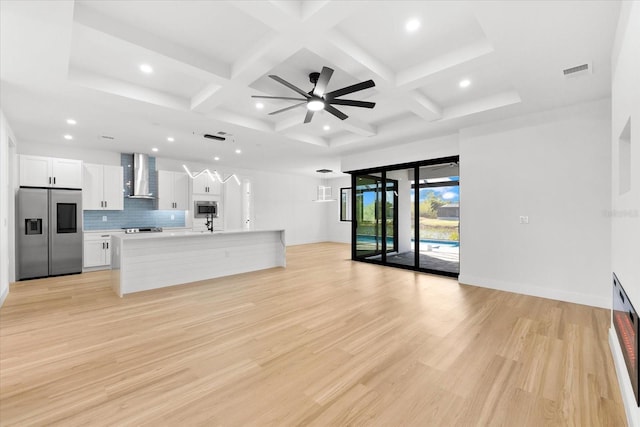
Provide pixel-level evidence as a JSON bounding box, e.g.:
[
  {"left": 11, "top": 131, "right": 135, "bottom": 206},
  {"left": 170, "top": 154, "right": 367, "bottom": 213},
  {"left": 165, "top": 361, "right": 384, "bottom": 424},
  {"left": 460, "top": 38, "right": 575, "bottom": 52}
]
[{"left": 0, "top": 243, "right": 626, "bottom": 426}]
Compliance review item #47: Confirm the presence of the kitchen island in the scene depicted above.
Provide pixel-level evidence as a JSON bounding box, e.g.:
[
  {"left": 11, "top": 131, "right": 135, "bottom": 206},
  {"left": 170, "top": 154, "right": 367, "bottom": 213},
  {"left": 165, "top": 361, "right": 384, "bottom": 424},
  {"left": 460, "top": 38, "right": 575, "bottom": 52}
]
[{"left": 110, "top": 229, "right": 285, "bottom": 296}]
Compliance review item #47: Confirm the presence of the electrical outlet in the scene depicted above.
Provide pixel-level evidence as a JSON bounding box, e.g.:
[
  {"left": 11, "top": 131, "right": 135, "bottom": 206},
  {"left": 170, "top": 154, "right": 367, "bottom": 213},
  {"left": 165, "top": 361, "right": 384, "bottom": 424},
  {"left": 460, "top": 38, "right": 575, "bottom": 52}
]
[
  {"left": 102, "top": 216, "right": 107, "bottom": 222},
  {"left": 170, "top": 214, "right": 175, "bottom": 220},
  {"left": 519, "top": 216, "right": 529, "bottom": 224}
]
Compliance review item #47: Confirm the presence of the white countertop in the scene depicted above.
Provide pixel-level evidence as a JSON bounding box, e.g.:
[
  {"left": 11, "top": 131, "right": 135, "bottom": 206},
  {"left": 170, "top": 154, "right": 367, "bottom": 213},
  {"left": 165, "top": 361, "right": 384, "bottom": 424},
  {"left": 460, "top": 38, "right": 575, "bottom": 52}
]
[
  {"left": 83, "top": 227, "right": 189, "bottom": 234},
  {"left": 112, "top": 229, "right": 284, "bottom": 241}
]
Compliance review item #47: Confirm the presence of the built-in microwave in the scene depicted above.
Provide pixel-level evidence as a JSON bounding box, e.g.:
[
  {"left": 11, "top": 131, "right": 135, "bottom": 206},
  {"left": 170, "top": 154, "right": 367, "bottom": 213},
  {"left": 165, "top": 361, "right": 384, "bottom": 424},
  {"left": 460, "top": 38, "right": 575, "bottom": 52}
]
[{"left": 194, "top": 200, "right": 218, "bottom": 218}]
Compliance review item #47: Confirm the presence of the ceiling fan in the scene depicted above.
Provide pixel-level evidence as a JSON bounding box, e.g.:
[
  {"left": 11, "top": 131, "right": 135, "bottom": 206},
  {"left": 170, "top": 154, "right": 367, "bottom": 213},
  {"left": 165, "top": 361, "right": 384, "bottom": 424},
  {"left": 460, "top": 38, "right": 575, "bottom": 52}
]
[{"left": 252, "top": 66, "right": 375, "bottom": 123}]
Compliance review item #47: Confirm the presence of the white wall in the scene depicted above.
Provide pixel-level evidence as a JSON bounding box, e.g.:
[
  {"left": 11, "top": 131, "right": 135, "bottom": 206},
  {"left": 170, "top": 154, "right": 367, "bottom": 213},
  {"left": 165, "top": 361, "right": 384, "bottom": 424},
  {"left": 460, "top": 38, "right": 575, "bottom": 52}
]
[
  {"left": 0, "top": 111, "right": 18, "bottom": 306},
  {"left": 458, "top": 99, "right": 612, "bottom": 308},
  {"left": 326, "top": 175, "right": 352, "bottom": 244},
  {"left": 609, "top": 1, "right": 640, "bottom": 425}
]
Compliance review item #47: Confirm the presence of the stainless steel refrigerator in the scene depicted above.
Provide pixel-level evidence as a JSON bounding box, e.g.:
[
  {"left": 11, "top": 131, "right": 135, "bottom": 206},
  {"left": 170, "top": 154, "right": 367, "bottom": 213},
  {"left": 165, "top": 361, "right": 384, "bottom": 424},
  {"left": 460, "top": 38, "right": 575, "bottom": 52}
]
[{"left": 17, "top": 188, "right": 83, "bottom": 280}]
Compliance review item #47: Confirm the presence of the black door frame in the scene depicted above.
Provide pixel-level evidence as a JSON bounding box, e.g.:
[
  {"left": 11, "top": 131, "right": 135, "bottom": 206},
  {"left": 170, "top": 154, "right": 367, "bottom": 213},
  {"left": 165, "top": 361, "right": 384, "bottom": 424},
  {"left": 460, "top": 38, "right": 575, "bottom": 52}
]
[
  {"left": 351, "top": 173, "right": 399, "bottom": 261},
  {"left": 348, "top": 155, "right": 460, "bottom": 278}
]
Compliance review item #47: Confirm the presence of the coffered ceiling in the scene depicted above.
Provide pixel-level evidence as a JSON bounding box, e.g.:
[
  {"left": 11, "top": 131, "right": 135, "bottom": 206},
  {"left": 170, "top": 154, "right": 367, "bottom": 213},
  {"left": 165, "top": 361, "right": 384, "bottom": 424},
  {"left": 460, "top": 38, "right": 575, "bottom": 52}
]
[{"left": 0, "top": 0, "right": 620, "bottom": 176}]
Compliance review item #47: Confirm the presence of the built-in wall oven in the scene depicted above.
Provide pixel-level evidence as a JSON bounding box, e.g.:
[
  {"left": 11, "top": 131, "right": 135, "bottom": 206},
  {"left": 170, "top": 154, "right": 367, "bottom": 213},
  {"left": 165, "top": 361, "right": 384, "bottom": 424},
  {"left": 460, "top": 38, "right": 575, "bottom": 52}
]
[{"left": 194, "top": 200, "right": 218, "bottom": 218}]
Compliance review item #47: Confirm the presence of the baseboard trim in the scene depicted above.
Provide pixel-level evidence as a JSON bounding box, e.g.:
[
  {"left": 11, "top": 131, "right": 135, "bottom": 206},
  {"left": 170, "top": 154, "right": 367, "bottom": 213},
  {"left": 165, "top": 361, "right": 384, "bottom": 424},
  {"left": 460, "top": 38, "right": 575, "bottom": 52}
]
[
  {"left": 0, "top": 285, "right": 8, "bottom": 308},
  {"left": 609, "top": 328, "right": 639, "bottom": 427},
  {"left": 457, "top": 274, "right": 608, "bottom": 308}
]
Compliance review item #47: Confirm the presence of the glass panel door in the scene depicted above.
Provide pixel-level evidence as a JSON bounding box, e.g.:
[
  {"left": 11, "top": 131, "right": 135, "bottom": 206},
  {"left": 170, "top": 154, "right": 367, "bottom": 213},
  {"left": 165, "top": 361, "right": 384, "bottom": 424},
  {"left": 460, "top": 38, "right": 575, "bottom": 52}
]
[
  {"left": 416, "top": 166, "right": 459, "bottom": 274},
  {"left": 385, "top": 169, "right": 414, "bottom": 268},
  {"left": 354, "top": 174, "right": 383, "bottom": 259}
]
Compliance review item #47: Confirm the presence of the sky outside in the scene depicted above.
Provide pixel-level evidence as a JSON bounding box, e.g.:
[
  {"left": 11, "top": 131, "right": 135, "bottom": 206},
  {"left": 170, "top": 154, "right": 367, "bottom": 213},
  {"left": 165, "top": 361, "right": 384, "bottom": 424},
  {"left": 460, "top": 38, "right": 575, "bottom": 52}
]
[{"left": 360, "top": 178, "right": 460, "bottom": 206}]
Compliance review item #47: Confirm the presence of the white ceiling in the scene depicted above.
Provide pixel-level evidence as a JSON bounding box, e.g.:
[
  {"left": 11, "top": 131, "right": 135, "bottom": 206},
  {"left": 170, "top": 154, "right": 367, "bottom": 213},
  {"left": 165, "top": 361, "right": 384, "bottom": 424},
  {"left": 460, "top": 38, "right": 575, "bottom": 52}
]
[{"left": 0, "top": 0, "right": 620, "bottom": 176}]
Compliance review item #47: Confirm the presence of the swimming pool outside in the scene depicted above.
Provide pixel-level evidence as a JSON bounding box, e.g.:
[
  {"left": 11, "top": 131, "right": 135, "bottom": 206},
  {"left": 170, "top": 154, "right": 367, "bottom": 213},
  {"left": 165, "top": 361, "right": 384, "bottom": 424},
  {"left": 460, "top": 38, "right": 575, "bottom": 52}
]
[{"left": 356, "top": 235, "right": 459, "bottom": 248}]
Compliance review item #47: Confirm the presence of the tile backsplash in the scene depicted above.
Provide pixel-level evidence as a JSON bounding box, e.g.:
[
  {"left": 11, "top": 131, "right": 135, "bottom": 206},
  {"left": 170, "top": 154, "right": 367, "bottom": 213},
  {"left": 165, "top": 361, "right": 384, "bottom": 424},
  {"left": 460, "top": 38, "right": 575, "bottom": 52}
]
[{"left": 83, "top": 154, "right": 186, "bottom": 230}]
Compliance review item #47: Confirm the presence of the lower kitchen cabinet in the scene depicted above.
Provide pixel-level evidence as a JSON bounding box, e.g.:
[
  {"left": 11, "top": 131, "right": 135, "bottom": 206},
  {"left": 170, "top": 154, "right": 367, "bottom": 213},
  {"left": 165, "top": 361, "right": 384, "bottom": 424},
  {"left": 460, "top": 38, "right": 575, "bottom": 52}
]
[{"left": 84, "top": 232, "right": 121, "bottom": 269}]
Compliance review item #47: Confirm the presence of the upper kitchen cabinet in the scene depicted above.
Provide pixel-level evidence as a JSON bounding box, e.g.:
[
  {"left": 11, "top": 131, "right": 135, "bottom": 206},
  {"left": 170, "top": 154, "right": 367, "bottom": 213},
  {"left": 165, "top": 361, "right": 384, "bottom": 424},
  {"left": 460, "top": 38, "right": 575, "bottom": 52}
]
[
  {"left": 192, "top": 173, "right": 221, "bottom": 195},
  {"left": 158, "top": 171, "right": 188, "bottom": 210},
  {"left": 83, "top": 163, "right": 124, "bottom": 210},
  {"left": 19, "top": 155, "right": 82, "bottom": 189}
]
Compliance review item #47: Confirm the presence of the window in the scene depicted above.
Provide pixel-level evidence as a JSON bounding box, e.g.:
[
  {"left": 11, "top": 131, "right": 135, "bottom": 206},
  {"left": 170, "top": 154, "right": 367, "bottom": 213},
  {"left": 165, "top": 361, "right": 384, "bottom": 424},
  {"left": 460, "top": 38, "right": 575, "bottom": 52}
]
[{"left": 340, "top": 188, "right": 352, "bottom": 221}]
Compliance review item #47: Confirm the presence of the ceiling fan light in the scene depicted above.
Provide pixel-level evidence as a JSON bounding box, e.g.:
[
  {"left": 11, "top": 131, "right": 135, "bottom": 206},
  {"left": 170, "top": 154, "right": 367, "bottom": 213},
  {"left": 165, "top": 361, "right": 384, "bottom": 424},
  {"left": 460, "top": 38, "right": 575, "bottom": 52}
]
[{"left": 307, "top": 99, "right": 325, "bottom": 111}]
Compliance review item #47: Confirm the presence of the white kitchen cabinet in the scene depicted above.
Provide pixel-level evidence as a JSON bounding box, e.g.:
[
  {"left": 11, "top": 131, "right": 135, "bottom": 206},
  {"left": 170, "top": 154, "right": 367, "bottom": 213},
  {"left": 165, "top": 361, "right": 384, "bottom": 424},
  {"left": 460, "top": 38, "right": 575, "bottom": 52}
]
[
  {"left": 192, "top": 173, "right": 221, "bottom": 195},
  {"left": 20, "top": 155, "right": 82, "bottom": 189},
  {"left": 83, "top": 232, "right": 118, "bottom": 269},
  {"left": 83, "top": 163, "right": 124, "bottom": 210},
  {"left": 158, "top": 171, "right": 188, "bottom": 210}
]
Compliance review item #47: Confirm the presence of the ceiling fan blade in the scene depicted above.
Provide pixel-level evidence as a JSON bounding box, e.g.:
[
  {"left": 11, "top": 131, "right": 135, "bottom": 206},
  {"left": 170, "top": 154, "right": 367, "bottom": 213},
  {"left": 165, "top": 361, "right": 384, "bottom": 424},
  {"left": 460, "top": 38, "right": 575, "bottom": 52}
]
[
  {"left": 328, "top": 99, "right": 375, "bottom": 108},
  {"left": 269, "top": 75, "right": 311, "bottom": 98},
  {"left": 304, "top": 110, "right": 315, "bottom": 123},
  {"left": 252, "top": 95, "right": 307, "bottom": 101},
  {"left": 325, "top": 104, "right": 348, "bottom": 120},
  {"left": 268, "top": 102, "right": 307, "bottom": 115},
  {"left": 312, "top": 66, "right": 334, "bottom": 97},
  {"left": 325, "top": 80, "right": 375, "bottom": 99}
]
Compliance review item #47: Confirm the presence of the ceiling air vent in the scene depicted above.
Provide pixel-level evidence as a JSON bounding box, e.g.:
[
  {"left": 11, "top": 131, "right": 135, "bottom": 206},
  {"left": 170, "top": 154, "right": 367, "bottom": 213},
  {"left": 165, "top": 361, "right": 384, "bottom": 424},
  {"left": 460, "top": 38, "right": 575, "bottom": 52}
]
[
  {"left": 100, "top": 135, "right": 115, "bottom": 141},
  {"left": 316, "top": 169, "right": 333, "bottom": 174},
  {"left": 563, "top": 62, "right": 591, "bottom": 78}
]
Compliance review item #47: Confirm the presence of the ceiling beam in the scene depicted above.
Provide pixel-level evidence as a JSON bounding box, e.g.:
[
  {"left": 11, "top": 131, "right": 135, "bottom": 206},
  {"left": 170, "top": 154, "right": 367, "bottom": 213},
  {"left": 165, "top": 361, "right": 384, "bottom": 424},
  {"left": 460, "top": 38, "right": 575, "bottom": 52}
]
[
  {"left": 404, "top": 92, "right": 443, "bottom": 121},
  {"left": 73, "top": 3, "right": 230, "bottom": 79},
  {"left": 68, "top": 68, "right": 190, "bottom": 111},
  {"left": 340, "top": 116, "right": 377, "bottom": 137},
  {"left": 396, "top": 39, "right": 495, "bottom": 89},
  {"left": 441, "top": 90, "right": 522, "bottom": 120}
]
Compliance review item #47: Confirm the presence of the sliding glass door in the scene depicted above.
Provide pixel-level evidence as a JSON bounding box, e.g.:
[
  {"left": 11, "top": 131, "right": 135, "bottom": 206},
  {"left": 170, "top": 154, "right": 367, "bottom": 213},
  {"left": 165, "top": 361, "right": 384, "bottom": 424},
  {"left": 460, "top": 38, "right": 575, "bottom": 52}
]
[
  {"left": 415, "top": 167, "right": 460, "bottom": 274},
  {"left": 353, "top": 173, "right": 397, "bottom": 261},
  {"left": 349, "top": 156, "right": 460, "bottom": 277}
]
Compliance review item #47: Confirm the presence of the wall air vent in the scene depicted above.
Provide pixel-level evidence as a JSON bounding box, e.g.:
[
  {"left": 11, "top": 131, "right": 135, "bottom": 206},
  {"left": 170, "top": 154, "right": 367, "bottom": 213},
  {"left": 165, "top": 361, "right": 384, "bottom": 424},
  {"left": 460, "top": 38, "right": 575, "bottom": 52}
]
[
  {"left": 204, "top": 134, "right": 226, "bottom": 141},
  {"left": 563, "top": 63, "right": 591, "bottom": 78}
]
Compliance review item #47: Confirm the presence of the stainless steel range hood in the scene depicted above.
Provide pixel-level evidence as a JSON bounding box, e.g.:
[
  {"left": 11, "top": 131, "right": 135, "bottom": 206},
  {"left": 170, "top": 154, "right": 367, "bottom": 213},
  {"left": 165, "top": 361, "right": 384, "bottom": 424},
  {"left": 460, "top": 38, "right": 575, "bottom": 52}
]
[{"left": 127, "top": 153, "right": 155, "bottom": 199}]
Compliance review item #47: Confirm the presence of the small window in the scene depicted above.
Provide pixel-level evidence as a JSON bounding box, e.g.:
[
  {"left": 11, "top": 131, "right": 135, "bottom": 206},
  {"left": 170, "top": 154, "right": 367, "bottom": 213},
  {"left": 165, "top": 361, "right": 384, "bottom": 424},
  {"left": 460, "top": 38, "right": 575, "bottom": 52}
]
[{"left": 340, "top": 188, "right": 352, "bottom": 221}]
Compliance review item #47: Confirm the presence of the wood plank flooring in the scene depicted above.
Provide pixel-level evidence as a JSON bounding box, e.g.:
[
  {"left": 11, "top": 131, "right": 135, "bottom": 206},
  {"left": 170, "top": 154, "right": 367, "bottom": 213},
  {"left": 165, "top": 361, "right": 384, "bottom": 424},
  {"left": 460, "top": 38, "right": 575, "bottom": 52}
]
[{"left": 0, "top": 243, "right": 626, "bottom": 426}]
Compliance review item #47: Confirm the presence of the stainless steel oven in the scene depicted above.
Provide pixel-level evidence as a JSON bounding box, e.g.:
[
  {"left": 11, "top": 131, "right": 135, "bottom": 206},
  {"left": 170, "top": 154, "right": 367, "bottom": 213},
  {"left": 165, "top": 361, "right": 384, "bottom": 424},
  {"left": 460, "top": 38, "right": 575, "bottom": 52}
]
[{"left": 194, "top": 200, "right": 218, "bottom": 218}]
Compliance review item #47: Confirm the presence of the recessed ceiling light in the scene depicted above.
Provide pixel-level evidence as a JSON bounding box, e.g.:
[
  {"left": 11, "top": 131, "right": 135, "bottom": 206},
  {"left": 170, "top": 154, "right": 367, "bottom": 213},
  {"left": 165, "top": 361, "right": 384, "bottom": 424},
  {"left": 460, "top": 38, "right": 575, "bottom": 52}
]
[
  {"left": 255, "top": 102, "right": 264, "bottom": 109},
  {"left": 323, "top": 125, "right": 330, "bottom": 131},
  {"left": 307, "top": 99, "right": 325, "bottom": 111},
  {"left": 63, "top": 134, "right": 73, "bottom": 140},
  {"left": 459, "top": 79, "right": 471, "bottom": 88},
  {"left": 139, "top": 64, "right": 153, "bottom": 74},
  {"left": 235, "top": 149, "right": 242, "bottom": 154},
  {"left": 214, "top": 156, "right": 220, "bottom": 161},
  {"left": 66, "top": 118, "right": 76, "bottom": 125},
  {"left": 152, "top": 147, "right": 158, "bottom": 152},
  {"left": 167, "top": 136, "right": 174, "bottom": 142},
  {"left": 405, "top": 18, "right": 421, "bottom": 32}
]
